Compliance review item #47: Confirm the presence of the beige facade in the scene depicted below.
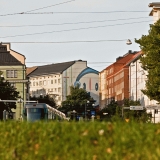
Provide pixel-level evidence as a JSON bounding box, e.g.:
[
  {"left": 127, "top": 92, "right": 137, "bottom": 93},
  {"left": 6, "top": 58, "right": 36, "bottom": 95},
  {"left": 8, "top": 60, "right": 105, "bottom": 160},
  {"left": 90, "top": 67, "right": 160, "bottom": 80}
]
[
  {"left": 0, "top": 43, "right": 27, "bottom": 120},
  {"left": 99, "top": 69, "right": 107, "bottom": 109},
  {"left": 28, "top": 60, "right": 99, "bottom": 107},
  {"left": 149, "top": 2, "right": 160, "bottom": 23}
]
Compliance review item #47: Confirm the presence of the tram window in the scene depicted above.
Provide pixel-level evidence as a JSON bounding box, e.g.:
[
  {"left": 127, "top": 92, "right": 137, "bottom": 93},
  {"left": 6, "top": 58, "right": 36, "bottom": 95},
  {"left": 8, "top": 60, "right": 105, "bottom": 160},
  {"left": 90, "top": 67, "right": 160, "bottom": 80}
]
[{"left": 30, "top": 108, "right": 40, "bottom": 113}]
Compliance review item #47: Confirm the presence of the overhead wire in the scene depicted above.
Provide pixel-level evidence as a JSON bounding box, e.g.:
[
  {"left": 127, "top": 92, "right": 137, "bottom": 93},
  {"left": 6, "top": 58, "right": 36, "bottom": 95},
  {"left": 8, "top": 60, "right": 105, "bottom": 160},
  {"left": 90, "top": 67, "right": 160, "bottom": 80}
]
[
  {"left": 0, "top": 0, "right": 76, "bottom": 17},
  {"left": 21, "top": 11, "right": 149, "bottom": 14},
  {"left": 4, "top": 39, "right": 128, "bottom": 43},
  {"left": 0, "top": 17, "right": 150, "bottom": 28},
  {"left": 0, "top": 20, "right": 151, "bottom": 38}
]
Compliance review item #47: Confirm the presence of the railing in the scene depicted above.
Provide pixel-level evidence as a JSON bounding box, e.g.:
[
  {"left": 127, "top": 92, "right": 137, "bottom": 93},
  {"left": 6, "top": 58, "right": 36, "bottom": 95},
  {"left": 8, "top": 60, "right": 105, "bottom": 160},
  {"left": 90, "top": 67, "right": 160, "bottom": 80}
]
[{"left": 46, "top": 104, "right": 69, "bottom": 121}]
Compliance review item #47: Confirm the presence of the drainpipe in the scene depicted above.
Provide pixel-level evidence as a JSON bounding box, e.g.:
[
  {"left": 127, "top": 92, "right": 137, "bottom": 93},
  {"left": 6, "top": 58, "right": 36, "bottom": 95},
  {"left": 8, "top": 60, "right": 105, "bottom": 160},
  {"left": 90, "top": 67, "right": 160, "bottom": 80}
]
[{"left": 136, "top": 61, "right": 137, "bottom": 101}]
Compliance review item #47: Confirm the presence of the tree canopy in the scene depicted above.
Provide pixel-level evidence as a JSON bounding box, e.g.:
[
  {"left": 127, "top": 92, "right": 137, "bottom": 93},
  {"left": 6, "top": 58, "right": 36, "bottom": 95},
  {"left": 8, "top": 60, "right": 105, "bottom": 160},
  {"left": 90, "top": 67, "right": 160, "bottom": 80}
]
[
  {"left": 0, "top": 71, "right": 20, "bottom": 119},
  {"left": 135, "top": 19, "right": 160, "bottom": 102},
  {"left": 30, "top": 94, "right": 56, "bottom": 108},
  {"left": 61, "top": 86, "right": 95, "bottom": 113}
]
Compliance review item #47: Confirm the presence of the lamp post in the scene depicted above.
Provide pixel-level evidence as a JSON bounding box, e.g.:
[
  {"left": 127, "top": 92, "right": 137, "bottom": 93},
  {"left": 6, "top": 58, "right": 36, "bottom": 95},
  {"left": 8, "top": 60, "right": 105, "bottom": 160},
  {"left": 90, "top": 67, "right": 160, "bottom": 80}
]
[
  {"left": 85, "top": 100, "right": 89, "bottom": 121},
  {"left": 17, "top": 98, "right": 23, "bottom": 121}
]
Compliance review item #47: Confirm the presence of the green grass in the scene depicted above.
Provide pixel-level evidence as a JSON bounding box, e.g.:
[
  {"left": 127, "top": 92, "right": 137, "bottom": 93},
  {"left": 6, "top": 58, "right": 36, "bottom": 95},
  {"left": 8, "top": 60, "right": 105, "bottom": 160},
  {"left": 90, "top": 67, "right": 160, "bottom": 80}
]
[{"left": 0, "top": 121, "right": 160, "bottom": 160}]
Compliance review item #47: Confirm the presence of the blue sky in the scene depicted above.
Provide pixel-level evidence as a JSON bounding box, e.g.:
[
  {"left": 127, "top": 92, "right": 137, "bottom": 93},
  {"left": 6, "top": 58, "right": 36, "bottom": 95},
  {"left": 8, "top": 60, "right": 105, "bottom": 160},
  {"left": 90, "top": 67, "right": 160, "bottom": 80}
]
[{"left": 0, "top": 0, "right": 154, "bottom": 71}]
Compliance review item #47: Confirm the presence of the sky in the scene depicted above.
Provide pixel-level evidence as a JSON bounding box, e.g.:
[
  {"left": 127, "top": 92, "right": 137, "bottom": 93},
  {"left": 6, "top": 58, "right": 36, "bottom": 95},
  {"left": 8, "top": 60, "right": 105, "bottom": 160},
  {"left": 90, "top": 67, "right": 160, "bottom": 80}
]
[{"left": 0, "top": 0, "right": 154, "bottom": 71}]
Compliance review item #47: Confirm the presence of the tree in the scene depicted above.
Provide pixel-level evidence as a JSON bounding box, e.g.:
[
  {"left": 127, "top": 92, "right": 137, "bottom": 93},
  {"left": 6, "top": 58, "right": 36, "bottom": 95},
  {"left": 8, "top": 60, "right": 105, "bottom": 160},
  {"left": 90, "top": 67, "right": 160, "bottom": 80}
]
[
  {"left": 99, "top": 100, "right": 118, "bottom": 121},
  {"left": 135, "top": 19, "right": 160, "bottom": 103},
  {"left": 0, "top": 71, "right": 20, "bottom": 120},
  {"left": 119, "top": 99, "right": 150, "bottom": 122},
  {"left": 99, "top": 99, "right": 150, "bottom": 122},
  {"left": 61, "top": 86, "right": 95, "bottom": 113},
  {"left": 30, "top": 94, "right": 56, "bottom": 107}
]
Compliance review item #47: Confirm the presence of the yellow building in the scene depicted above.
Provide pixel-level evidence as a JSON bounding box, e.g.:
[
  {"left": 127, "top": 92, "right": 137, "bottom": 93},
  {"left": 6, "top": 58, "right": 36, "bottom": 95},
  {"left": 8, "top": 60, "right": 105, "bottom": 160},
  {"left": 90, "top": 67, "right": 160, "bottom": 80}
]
[{"left": 0, "top": 43, "right": 27, "bottom": 120}]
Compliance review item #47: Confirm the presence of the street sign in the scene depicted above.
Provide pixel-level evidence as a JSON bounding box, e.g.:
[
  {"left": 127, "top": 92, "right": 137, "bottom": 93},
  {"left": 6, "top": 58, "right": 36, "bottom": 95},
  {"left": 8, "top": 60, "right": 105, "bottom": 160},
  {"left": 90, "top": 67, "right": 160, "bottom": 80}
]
[
  {"left": 130, "top": 106, "right": 143, "bottom": 110},
  {"left": 145, "top": 105, "right": 160, "bottom": 110},
  {"left": 91, "top": 111, "right": 95, "bottom": 116}
]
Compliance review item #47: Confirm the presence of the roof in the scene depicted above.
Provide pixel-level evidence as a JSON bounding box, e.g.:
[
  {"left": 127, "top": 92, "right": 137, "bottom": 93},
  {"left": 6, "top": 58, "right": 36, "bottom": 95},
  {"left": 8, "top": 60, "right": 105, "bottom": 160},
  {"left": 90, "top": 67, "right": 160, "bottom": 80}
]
[
  {"left": 126, "top": 51, "right": 142, "bottom": 66},
  {"left": 27, "top": 61, "right": 76, "bottom": 76},
  {"left": 0, "top": 44, "right": 23, "bottom": 66},
  {"left": 149, "top": 2, "right": 160, "bottom": 16},
  {"left": 149, "top": 2, "right": 160, "bottom": 7},
  {"left": 26, "top": 66, "right": 37, "bottom": 75}
]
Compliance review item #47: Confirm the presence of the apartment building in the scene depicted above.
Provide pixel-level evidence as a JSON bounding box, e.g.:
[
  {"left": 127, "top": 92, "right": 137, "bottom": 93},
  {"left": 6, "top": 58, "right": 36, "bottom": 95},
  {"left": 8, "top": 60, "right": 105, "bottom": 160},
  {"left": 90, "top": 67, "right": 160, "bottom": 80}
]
[
  {"left": 99, "top": 50, "right": 139, "bottom": 109},
  {"left": 149, "top": 2, "right": 160, "bottom": 23},
  {"left": 27, "top": 60, "right": 99, "bottom": 107},
  {"left": 0, "top": 43, "right": 27, "bottom": 120}
]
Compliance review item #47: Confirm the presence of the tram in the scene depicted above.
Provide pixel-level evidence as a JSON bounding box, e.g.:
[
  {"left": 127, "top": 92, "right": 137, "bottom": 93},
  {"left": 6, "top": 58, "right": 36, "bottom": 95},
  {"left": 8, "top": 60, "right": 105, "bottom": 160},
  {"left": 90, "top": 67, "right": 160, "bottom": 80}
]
[{"left": 23, "top": 103, "right": 69, "bottom": 122}]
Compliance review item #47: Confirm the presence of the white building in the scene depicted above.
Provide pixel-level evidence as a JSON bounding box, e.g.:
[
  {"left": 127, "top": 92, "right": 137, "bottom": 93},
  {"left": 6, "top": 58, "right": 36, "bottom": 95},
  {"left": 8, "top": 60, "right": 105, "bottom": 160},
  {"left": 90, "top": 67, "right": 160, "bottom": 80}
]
[
  {"left": 149, "top": 2, "right": 160, "bottom": 23},
  {"left": 128, "top": 53, "right": 160, "bottom": 123},
  {"left": 27, "top": 60, "right": 99, "bottom": 107}
]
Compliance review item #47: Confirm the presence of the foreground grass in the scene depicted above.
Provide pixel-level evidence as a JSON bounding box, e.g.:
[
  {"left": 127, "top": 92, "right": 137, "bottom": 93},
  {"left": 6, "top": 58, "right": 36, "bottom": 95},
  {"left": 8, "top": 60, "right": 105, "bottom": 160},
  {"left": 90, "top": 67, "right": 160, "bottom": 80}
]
[{"left": 0, "top": 121, "right": 160, "bottom": 160}]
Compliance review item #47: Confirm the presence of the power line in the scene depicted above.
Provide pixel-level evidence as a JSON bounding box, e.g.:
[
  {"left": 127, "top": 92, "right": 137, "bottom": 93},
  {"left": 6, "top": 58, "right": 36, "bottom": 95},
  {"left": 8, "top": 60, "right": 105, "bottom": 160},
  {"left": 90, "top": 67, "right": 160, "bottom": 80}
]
[
  {"left": 18, "top": 11, "right": 150, "bottom": 14},
  {"left": 0, "top": 17, "right": 150, "bottom": 28},
  {"left": 26, "top": 61, "right": 117, "bottom": 64},
  {"left": 4, "top": 39, "right": 127, "bottom": 43},
  {"left": 0, "top": 0, "right": 76, "bottom": 17},
  {"left": 24, "top": 0, "right": 76, "bottom": 13},
  {"left": 0, "top": 20, "right": 151, "bottom": 38}
]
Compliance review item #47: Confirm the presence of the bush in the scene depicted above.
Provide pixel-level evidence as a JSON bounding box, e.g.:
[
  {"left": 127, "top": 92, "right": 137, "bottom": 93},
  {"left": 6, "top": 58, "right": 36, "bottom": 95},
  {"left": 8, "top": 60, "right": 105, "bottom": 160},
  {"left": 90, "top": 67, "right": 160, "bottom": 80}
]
[{"left": 0, "top": 121, "right": 160, "bottom": 160}]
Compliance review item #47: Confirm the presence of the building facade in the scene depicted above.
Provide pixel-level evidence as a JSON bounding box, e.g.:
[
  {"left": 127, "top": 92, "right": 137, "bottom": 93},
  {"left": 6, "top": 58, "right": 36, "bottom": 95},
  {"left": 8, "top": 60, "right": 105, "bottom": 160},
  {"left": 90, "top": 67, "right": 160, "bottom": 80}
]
[
  {"left": 99, "top": 51, "right": 139, "bottom": 109},
  {"left": 0, "top": 43, "right": 27, "bottom": 120},
  {"left": 128, "top": 53, "right": 160, "bottom": 123},
  {"left": 149, "top": 2, "right": 160, "bottom": 23},
  {"left": 27, "top": 60, "right": 99, "bottom": 107}
]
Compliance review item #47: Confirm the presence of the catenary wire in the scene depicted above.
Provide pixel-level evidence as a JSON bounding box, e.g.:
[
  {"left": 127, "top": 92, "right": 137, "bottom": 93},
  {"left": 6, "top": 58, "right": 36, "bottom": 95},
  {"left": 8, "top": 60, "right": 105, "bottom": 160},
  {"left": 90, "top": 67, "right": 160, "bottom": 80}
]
[
  {"left": 0, "top": 20, "right": 151, "bottom": 38},
  {"left": 3, "top": 39, "right": 129, "bottom": 43},
  {"left": 0, "top": 17, "right": 150, "bottom": 28},
  {"left": 0, "top": 0, "right": 76, "bottom": 16},
  {"left": 20, "top": 11, "right": 149, "bottom": 14}
]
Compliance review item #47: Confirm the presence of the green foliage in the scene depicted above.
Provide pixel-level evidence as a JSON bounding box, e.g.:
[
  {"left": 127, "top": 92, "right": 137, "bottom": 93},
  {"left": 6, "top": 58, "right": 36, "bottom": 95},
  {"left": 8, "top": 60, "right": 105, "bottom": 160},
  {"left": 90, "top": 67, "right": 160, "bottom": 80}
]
[
  {"left": 30, "top": 95, "right": 56, "bottom": 107},
  {"left": 122, "top": 99, "right": 150, "bottom": 122},
  {"left": 0, "top": 71, "right": 20, "bottom": 119},
  {"left": 61, "top": 86, "right": 95, "bottom": 113},
  {"left": 135, "top": 19, "right": 160, "bottom": 102},
  {"left": 99, "top": 100, "right": 118, "bottom": 121},
  {"left": 0, "top": 121, "right": 160, "bottom": 160},
  {"left": 100, "top": 99, "right": 150, "bottom": 123}
]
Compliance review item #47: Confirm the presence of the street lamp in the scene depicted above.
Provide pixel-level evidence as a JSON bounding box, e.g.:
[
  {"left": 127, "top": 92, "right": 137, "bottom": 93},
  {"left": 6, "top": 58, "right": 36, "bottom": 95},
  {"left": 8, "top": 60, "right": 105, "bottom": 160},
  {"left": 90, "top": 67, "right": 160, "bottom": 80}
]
[
  {"left": 126, "top": 39, "right": 132, "bottom": 45},
  {"left": 85, "top": 100, "right": 90, "bottom": 121},
  {"left": 72, "top": 110, "right": 76, "bottom": 121},
  {"left": 17, "top": 98, "right": 23, "bottom": 121}
]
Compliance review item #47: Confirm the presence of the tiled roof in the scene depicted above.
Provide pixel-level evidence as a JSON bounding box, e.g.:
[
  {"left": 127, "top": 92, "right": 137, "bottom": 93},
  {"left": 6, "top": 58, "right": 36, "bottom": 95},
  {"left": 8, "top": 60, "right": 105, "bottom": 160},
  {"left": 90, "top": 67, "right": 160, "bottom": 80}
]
[
  {"left": 0, "top": 43, "right": 23, "bottom": 66},
  {"left": 26, "top": 66, "right": 38, "bottom": 75},
  {"left": 27, "top": 61, "right": 76, "bottom": 76}
]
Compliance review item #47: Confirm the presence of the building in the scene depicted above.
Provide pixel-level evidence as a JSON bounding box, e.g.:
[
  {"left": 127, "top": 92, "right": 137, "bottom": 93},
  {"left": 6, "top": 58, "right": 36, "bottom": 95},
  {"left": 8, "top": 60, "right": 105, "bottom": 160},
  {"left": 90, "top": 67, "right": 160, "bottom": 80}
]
[
  {"left": 149, "top": 2, "right": 160, "bottom": 23},
  {"left": 128, "top": 52, "right": 160, "bottom": 123},
  {"left": 99, "top": 50, "right": 139, "bottom": 109},
  {"left": 99, "top": 69, "right": 107, "bottom": 109},
  {"left": 27, "top": 60, "right": 99, "bottom": 107},
  {"left": 0, "top": 43, "right": 27, "bottom": 120}
]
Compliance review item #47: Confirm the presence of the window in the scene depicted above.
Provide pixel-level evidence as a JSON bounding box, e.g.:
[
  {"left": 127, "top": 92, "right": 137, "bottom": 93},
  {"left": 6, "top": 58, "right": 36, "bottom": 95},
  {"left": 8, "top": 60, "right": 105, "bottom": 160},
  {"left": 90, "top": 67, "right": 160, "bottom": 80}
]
[
  {"left": 39, "top": 81, "right": 42, "bottom": 85},
  {"left": 55, "top": 79, "right": 57, "bottom": 83},
  {"left": 51, "top": 80, "right": 53, "bottom": 84},
  {"left": 43, "top": 80, "right": 47, "bottom": 85},
  {"left": 6, "top": 70, "right": 18, "bottom": 78},
  {"left": 58, "top": 88, "right": 61, "bottom": 92}
]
